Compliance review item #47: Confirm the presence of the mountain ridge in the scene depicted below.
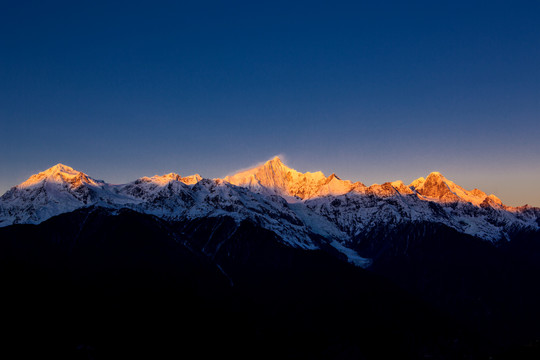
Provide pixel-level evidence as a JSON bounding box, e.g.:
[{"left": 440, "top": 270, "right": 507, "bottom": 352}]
[
  {"left": 3, "top": 158, "right": 512, "bottom": 207},
  {"left": 1, "top": 158, "right": 538, "bottom": 257}
]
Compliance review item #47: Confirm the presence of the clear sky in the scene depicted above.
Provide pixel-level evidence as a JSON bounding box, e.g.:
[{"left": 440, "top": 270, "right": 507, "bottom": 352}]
[{"left": 1, "top": 1, "right": 539, "bottom": 206}]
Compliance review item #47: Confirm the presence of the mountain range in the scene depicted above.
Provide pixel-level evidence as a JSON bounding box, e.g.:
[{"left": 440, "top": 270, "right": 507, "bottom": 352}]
[
  {"left": 1, "top": 157, "right": 538, "bottom": 264},
  {"left": 1, "top": 158, "right": 540, "bottom": 359}
]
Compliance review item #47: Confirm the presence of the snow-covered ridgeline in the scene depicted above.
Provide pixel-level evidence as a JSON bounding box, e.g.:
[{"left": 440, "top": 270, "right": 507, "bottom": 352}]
[{"left": 1, "top": 160, "right": 539, "bottom": 264}]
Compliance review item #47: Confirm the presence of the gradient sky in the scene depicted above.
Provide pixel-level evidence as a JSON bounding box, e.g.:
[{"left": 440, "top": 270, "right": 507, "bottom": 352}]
[{"left": 1, "top": 1, "right": 539, "bottom": 206}]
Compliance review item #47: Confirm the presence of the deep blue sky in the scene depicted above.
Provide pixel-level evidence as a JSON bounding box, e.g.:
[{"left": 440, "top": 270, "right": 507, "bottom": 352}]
[{"left": 1, "top": 1, "right": 539, "bottom": 206}]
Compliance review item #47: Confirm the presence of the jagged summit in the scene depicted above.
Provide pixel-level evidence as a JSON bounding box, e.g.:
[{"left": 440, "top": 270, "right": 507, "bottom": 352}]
[
  {"left": 268, "top": 155, "right": 284, "bottom": 165},
  {"left": 413, "top": 171, "right": 460, "bottom": 202},
  {"left": 138, "top": 173, "right": 202, "bottom": 186},
  {"left": 223, "top": 157, "right": 353, "bottom": 199},
  {"left": 409, "top": 177, "right": 425, "bottom": 189},
  {"left": 180, "top": 174, "right": 202, "bottom": 185},
  {"left": 410, "top": 171, "right": 496, "bottom": 206},
  {"left": 482, "top": 194, "right": 504, "bottom": 208}
]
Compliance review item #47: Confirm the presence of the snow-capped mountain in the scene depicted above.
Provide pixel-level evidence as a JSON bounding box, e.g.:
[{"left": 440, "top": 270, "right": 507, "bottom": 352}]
[
  {"left": 411, "top": 171, "right": 495, "bottom": 206},
  {"left": 224, "top": 156, "right": 361, "bottom": 199},
  {"left": 1, "top": 159, "right": 538, "bottom": 266},
  {"left": 0, "top": 164, "right": 111, "bottom": 225}
]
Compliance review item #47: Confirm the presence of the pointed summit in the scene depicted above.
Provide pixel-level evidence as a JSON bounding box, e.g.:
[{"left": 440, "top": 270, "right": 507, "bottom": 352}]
[
  {"left": 390, "top": 180, "right": 414, "bottom": 195},
  {"left": 481, "top": 194, "right": 504, "bottom": 208},
  {"left": 18, "top": 164, "right": 98, "bottom": 189},
  {"left": 409, "top": 177, "right": 425, "bottom": 190},
  {"left": 223, "top": 157, "right": 353, "bottom": 199},
  {"left": 0, "top": 163, "right": 110, "bottom": 226},
  {"left": 259, "top": 156, "right": 290, "bottom": 173},
  {"left": 412, "top": 171, "right": 495, "bottom": 206},
  {"left": 261, "top": 156, "right": 288, "bottom": 173},
  {"left": 268, "top": 156, "right": 284, "bottom": 164},
  {"left": 425, "top": 171, "right": 447, "bottom": 182},
  {"left": 416, "top": 171, "right": 461, "bottom": 203},
  {"left": 223, "top": 156, "right": 296, "bottom": 194},
  {"left": 48, "top": 163, "right": 76, "bottom": 174}
]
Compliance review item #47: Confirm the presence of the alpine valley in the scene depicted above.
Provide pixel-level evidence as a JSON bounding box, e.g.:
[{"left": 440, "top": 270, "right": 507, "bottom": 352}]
[{"left": 1, "top": 158, "right": 539, "bottom": 359}]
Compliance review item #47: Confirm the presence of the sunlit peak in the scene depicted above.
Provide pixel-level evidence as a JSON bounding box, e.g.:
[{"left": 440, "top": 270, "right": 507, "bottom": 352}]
[{"left": 47, "top": 163, "right": 76, "bottom": 174}]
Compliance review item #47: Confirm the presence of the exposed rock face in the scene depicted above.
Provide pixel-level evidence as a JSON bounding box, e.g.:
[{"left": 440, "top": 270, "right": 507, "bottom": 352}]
[{"left": 411, "top": 171, "right": 490, "bottom": 205}]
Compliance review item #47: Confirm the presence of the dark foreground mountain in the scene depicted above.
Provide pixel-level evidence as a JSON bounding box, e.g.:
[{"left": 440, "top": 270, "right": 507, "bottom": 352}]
[{"left": 1, "top": 207, "right": 540, "bottom": 359}]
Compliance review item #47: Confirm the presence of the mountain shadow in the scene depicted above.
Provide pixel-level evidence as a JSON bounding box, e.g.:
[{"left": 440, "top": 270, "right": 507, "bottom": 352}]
[{"left": 0, "top": 207, "right": 490, "bottom": 360}]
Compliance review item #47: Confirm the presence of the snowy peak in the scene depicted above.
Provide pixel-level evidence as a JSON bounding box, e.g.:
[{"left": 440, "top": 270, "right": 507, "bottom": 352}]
[
  {"left": 390, "top": 180, "right": 414, "bottom": 195},
  {"left": 412, "top": 171, "right": 497, "bottom": 206},
  {"left": 223, "top": 156, "right": 296, "bottom": 188},
  {"left": 47, "top": 163, "right": 75, "bottom": 174},
  {"left": 267, "top": 155, "right": 286, "bottom": 167},
  {"left": 138, "top": 173, "right": 202, "bottom": 186},
  {"left": 0, "top": 164, "right": 111, "bottom": 226},
  {"left": 223, "top": 157, "right": 353, "bottom": 199},
  {"left": 365, "top": 181, "right": 414, "bottom": 197},
  {"left": 18, "top": 163, "right": 100, "bottom": 189},
  {"left": 410, "top": 177, "right": 425, "bottom": 190},
  {"left": 481, "top": 194, "right": 504, "bottom": 208},
  {"left": 316, "top": 173, "right": 355, "bottom": 197},
  {"left": 414, "top": 171, "right": 461, "bottom": 203},
  {"left": 181, "top": 174, "right": 202, "bottom": 185},
  {"left": 139, "top": 173, "right": 182, "bottom": 185},
  {"left": 224, "top": 157, "right": 302, "bottom": 195}
]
